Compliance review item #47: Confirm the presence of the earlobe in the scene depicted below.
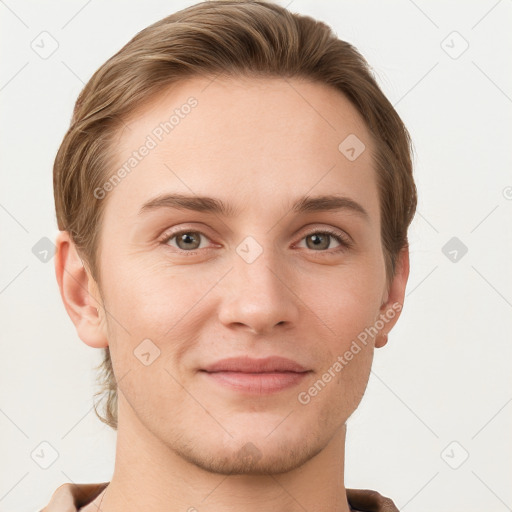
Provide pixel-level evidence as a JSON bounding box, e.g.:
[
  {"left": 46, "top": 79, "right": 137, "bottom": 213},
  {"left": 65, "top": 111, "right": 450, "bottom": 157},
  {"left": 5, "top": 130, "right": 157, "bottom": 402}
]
[
  {"left": 54, "top": 231, "right": 108, "bottom": 349},
  {"left": 375, "top": 332, "right": 388, "bottom": 349},
  {"left": 375, "top": 246, "right": 410, "bottom": 349}
]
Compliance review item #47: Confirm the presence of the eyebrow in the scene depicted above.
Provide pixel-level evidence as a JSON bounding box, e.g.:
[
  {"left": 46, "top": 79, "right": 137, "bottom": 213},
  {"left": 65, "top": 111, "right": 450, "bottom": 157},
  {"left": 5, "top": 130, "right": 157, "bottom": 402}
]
[{"left": 138, "top": 193, "right": 370, "bottom": 221}]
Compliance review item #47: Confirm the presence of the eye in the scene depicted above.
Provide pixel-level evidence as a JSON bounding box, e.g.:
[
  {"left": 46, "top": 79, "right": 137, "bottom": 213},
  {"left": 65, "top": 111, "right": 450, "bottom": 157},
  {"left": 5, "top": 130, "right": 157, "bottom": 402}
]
[
  {"left": 158, "top": 227, "right": 352, "bottom": 255},
  {"left": 159, "top": 230, "right": 212, "bottom": 254},
  {"left": 297, "top": 229, "right": 352, "bottom": 252}
]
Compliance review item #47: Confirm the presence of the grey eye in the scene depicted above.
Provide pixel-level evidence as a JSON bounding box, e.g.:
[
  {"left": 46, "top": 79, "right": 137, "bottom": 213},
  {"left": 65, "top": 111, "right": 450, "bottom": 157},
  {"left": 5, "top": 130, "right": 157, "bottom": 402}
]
[
  {"left": 299, "top": 231, "right": 345, "bottom": 251},
  {"left": 169, "top": 231, "right": 205, "bottom": 251}
]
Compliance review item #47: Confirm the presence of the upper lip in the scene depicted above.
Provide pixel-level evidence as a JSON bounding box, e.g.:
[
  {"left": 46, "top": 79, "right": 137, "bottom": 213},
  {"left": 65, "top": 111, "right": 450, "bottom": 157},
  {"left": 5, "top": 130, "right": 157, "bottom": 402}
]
[{"left": 201, "top": 356, "right": 309, "bottom": 373}]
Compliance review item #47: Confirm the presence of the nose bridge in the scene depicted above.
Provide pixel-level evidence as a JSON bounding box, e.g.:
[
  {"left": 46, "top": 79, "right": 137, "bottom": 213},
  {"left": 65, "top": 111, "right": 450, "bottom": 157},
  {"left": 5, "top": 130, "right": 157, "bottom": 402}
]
[
  {"left": 237, "top": 240, "right": 281, "bottom": 296},
  {"left": 236, "top": 233, "right": 285, "bottom": 297}
]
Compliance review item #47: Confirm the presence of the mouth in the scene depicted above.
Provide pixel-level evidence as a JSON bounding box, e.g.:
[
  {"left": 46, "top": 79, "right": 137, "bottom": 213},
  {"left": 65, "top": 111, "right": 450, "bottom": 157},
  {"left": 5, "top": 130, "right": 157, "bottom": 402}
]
[{"left": 199, "top": 356, "right": 312, "bottom": 394}]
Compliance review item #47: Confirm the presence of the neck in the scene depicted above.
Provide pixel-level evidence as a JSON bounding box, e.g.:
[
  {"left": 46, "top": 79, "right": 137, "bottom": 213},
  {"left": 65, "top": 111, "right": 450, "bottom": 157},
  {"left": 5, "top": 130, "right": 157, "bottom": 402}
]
[{"left": 101, "top": 394, "right": 352, "bottom": 512}]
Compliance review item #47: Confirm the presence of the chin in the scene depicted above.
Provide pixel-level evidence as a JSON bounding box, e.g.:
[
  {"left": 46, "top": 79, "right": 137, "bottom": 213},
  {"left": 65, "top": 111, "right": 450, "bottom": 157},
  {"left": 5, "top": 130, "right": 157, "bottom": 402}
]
[{"left": 175, "top": 434, "right": 325, "bottom": 476}]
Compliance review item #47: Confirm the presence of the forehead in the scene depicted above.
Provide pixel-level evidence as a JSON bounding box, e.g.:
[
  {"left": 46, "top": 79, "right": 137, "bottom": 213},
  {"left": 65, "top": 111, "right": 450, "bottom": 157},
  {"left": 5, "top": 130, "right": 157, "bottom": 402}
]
[{"left": 103, "top": 75, "right": 379, "bottom": 224}]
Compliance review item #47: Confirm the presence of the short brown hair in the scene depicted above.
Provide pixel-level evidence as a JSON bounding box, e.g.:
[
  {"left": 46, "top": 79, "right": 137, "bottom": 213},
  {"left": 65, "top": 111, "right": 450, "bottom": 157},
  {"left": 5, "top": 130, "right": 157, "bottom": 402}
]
[{"left": 53, "top": 0, "right": 417, "bottom": 431}]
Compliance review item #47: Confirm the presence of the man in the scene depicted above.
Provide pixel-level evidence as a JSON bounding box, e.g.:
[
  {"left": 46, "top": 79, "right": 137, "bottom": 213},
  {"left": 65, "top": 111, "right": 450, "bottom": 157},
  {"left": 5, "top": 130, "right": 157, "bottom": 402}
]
[{"left": 43, "top": 1, "right": 416, "bottom": 510}]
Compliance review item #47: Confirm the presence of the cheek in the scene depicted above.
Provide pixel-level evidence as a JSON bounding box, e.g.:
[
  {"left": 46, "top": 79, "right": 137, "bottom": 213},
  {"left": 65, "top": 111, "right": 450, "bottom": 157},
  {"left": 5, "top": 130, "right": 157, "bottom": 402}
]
[
  {"left": 101, "top": 259, "right": 223, "bottom": 384},
  {"left": 311, "top": 266, "right": 384, "bottom": 336},
  {"left": 302, "top": 261, "right": 383, "bottom": 401},
  {"left": 104, "top": 258, "right": 206, "bottom": 331},
  {"left": 101, "top": 264, "right": 203, "bottom": 422}
]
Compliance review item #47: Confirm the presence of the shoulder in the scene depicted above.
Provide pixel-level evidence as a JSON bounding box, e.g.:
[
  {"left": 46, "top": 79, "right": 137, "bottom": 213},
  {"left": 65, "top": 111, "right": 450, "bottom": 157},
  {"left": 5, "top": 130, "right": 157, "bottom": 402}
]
[
  {"left": 346, "top": 487, "right": 399, "bottom": 512},
  {"left": 39, "top": 482, "right": 109, "bottom": 512}
]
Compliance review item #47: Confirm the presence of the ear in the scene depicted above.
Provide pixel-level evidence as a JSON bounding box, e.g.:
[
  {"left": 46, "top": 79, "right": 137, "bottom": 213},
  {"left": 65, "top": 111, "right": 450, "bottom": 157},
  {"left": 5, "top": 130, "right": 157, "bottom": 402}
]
[
  {"left": 54, "top": 230, "right": 108, "bottom": 348},
  {"left": 375, "top": 245, "right": 410, "bottom": 348}
]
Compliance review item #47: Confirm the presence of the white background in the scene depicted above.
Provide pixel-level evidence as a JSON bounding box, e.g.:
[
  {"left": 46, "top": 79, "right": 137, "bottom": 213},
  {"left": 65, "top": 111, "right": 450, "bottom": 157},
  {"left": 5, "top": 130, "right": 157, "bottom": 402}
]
[{"left": 1, "top": 1, "right": 511, "bottom": 511}]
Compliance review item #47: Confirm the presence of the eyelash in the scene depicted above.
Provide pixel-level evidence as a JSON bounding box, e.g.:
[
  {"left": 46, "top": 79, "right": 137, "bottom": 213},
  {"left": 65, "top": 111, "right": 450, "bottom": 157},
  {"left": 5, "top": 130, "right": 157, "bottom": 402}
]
[{"left": 157, "top": 227, "right": 352, "bottom": 256}]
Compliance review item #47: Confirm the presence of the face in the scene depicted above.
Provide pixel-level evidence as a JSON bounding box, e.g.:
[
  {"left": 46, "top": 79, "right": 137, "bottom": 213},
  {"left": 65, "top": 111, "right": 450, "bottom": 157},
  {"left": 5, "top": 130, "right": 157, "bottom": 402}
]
[{"left": 76, "top": 76, "right": 407, "bottom": 475}]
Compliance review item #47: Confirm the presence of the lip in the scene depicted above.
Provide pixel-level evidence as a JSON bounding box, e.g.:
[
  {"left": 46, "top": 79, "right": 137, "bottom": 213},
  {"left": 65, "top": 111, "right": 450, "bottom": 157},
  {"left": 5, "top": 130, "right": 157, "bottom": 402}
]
[
  {"left": 199, "top": 356, "right": 311, "bottom": 395},
  {"left": 202, "top": 371, "right": 310, "bottom": 394},
  {"left": 201, "top": 356, "right": 309, "bottom": 373}
]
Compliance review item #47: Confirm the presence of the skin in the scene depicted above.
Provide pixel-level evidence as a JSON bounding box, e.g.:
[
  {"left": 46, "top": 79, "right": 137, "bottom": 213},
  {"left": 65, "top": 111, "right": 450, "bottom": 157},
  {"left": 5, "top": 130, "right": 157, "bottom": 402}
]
[{"left": 55, "top": 75, "right": 409, "bottom": 512}]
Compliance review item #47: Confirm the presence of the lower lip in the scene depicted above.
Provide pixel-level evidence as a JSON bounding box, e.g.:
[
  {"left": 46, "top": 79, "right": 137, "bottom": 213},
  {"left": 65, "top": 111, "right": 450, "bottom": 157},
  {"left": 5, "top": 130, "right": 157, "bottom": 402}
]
[{"left": 200, "top": 371, "right": 310, "bottom": 394}]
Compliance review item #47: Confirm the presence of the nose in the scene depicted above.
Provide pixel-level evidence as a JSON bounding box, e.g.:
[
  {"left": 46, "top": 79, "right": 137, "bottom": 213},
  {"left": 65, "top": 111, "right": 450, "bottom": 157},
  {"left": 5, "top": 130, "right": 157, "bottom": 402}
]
[{"left": 217, "top": 248, "right": 300, "bottom": 336}]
